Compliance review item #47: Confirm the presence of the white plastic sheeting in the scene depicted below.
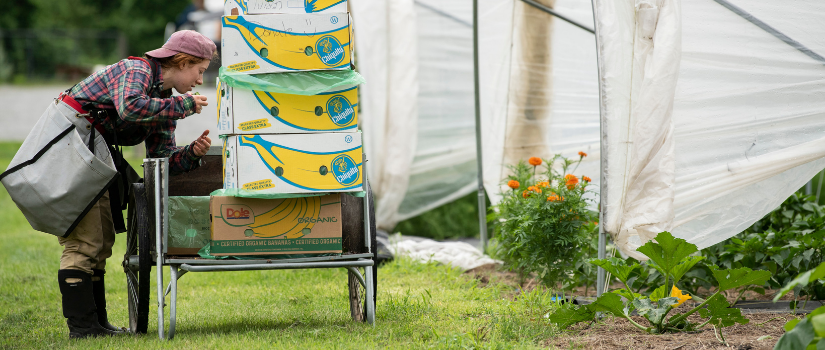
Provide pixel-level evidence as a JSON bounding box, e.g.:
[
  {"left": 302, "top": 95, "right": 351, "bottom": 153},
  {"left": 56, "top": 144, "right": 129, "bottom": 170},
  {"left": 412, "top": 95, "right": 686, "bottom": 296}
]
[
  {"left": 350, "top": 0, "right": 420, "bottom": 230},
  {"left": 351, "top": 0, "right": 601, "bottom": 231},
  {"left": 596, "top": 0, "right": 825, "bottom": 257},
  {"left": 594, "top": 0, "right": 680, "bottom": 260},
  {"left": 478, "top": 0, "right": 601, "bottom": 205},
  {"left": 391, "top": 237, "right": 501, "bottom": 271}
]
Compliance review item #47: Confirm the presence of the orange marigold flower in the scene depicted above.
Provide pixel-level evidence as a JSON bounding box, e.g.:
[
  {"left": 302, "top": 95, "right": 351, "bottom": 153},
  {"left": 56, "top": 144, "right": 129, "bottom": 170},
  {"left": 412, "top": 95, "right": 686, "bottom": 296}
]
[
  {"left": 536, "top": 181, "right": 550, "bottom": 188},
  {"left": 527, "top": 186, "right": 542, "bottom": 194},
  {"left": 507, "top": 180, "right": 520, "bottom": 189},
  {"left": 547, "top": 195, "right": 565, "bottom": 202},
  {"left": 582, "top": 176, "right": 592, "bottom": 183},
  {"left": 528, "top": 157, "right": 542, "bottom": 166},
  {"left": 578, "top": 151, "right": 587, "bottom": 158},
  {"left": 564, "top": 174, "right": 579, "bottom": 190},
  {"left": 522, "top": 190, "right": 530, "bottom": 198}
]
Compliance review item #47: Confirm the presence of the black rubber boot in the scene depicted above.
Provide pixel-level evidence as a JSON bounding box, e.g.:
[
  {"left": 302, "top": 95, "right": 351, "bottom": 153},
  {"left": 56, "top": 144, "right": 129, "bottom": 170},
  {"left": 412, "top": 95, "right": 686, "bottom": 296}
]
[
  {"left": 58, "top": 269, "right": 121, "bottom": 339},
  {"left": 91, "top": 269, "right": 126, "bottom": 333}
]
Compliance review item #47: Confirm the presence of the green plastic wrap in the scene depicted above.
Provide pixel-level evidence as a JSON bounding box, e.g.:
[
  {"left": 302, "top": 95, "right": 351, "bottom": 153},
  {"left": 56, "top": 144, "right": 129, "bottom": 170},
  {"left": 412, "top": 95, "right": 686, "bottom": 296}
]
[
  {"left": 219, "top": 67, "right": 365, "bottom": 96},
  {"left": 168, "top": 196, "right": 211, "bottom": 253},
  {"left": 210, "top": 188, "right": 365, "bottom": 198}
]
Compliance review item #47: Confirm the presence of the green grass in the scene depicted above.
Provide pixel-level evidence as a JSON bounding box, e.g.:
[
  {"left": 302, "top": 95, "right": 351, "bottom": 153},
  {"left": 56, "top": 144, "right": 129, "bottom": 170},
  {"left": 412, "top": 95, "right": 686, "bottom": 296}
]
[{"left": 0, "top": 142, "right": 559, "bottom": 349}]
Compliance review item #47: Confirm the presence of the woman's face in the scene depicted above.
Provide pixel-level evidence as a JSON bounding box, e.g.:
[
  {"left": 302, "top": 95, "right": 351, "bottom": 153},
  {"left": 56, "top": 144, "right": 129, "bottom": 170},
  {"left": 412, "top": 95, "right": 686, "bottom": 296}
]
[{"left": 168, "top": 59, "right": 211, "bottom": 94}]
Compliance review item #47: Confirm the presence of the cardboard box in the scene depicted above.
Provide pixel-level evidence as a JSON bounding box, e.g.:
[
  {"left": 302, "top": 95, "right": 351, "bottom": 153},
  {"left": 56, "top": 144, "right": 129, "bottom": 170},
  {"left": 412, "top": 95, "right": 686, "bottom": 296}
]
[
  {"left": 167, "top": 196, "right": 211, "bottom": 255},
  {"left": 216, "top": 78, "right": 358, "bottom": 134},
  {"left": 224, "top": 0, "right": 348, "bottom": 15},
  {"left": 221, "top": 13, "right": 351, "bottom": 74},
  {"left": 222, "top": 133, "right": 363, "bottom": 193},
  {"left": 210, "top": 194, "right": 342, "bottom": 256}
]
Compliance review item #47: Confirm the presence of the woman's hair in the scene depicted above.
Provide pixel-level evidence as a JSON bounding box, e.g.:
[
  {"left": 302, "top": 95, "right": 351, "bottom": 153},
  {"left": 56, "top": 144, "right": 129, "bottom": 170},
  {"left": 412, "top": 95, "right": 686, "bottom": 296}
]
[{"left": 149, "top": 51, "right": 218, "bottom": 70}]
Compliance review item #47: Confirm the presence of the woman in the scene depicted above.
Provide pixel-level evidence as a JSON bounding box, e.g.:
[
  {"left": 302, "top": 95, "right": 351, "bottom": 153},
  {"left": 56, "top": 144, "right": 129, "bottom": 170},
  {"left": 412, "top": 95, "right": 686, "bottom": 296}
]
[{"left": 1, "top": 30, "right": 215, "bottom": 338}]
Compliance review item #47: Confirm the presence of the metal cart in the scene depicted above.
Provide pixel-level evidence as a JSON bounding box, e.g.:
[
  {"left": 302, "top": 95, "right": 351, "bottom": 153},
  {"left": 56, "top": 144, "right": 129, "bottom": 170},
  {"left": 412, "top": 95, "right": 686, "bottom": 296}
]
[{"left": 121, "top": 148, "right": 377, "bottom": 340}]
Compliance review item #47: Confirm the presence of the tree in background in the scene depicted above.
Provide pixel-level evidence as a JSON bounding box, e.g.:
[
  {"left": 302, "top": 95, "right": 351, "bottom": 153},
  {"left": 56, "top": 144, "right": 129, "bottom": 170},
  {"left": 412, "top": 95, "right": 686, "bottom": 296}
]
[{"left": 1, "top": 0, "right": 190, "bottom": 82}]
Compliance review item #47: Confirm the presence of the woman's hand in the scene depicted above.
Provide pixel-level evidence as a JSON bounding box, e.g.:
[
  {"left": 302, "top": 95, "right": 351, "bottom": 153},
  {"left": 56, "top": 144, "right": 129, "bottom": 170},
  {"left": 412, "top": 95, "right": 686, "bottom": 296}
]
[
  {"left": 191, "top": 130, "right": 212, "bottom": 157},
  {"left": 191, "top": 94, "right": 208, "bottom": 114}
]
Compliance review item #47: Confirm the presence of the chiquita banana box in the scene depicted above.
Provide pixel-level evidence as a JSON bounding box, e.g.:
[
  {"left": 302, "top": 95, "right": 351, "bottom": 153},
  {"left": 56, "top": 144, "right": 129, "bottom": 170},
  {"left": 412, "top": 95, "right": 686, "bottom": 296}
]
[
  {"left": 216, "top": 78, "right": 358, "bottom": 134},
  {"left": 221, "top": 13, "right": 351, "bottom": 74},
  {"left": 222, "top": 132, "right": 363, "bottom": 193},
  {"left": 210, "top": 194, "right": 342, "bottom": 256},
  {"left": 224, "top": 0, "right": 348, "bottom": 15}
]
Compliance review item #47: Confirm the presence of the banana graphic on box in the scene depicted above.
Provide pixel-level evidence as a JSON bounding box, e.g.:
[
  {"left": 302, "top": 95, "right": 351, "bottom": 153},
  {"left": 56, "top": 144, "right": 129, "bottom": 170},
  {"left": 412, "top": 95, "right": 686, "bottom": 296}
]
[
  {"left": 305, "top": 0, "right": 346, "bottom": 13},
  {"left": 222, "top": 15, "right": 350, "bottom": 71},
  {"left": 217, "top": 197, "right": 321, "bottom": 239},
  {"left": 224, "top": 0, "right": 249, "bottom": 14},
  {"left": 238, "top": 134, "right": 362, "bottom": 191},
  {"left": 248, "top": 197, "right": 320, "bottom": 238},
  {"left": 250, "top": 86, "right": 358, "bottom": 131}
]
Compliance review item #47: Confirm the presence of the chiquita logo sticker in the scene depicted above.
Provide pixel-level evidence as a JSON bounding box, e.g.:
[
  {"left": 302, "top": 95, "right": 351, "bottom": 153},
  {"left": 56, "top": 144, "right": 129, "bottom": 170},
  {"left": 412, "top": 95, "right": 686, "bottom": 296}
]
[
  {"left": 331, "top": 154, "right": 359, "bottom": 186},
  {"left": 316, "top": 35, "right": 345, "bottom": 66},
  {"left": 326, "top": 95, "right": 354, "bottom": 126}
]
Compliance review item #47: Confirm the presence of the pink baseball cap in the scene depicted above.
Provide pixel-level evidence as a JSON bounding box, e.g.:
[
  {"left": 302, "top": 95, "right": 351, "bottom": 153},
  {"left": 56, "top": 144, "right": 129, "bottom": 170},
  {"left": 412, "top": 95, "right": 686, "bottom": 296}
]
[{"left": 146, "top": 30, "right": 217, "bottom": 60}]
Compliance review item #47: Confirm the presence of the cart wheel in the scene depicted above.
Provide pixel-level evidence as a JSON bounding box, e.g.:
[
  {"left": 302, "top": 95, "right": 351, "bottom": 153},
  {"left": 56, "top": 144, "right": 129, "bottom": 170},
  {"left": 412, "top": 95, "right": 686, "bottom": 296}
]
[
  {"left": 124, "top": 182, "right": 152, "bottom": 334},
  {"left": 345, "top": 182, "right": 377, "bottom": 322}
]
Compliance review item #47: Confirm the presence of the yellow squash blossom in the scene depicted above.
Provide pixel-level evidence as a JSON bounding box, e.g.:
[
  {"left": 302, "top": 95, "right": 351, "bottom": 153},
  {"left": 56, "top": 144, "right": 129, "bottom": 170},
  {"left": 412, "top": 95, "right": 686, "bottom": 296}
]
[{"left": 670, "top": 286, "right": 692, "bottom": 307}]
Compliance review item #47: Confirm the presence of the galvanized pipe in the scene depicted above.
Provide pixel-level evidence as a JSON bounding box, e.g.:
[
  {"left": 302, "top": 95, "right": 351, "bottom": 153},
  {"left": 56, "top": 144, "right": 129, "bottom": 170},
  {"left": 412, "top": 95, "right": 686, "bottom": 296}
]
[
  {"left": 169, "top": 265, "right": 178, "bottom": 340},
  {"left": 473, "top": 0, "right": 489, "bottom": 251},
  {"left": 362, "top": 146, "right": 372, "bottom": 254},
  {"left": 179, "top": 259, "right": 374, "bottom": 273},
  {"left": 591, "top": 0, "right": 607, "bottom": 297},
  {"left": 164, "top": 253, "right": 374, "bottom": 266},
  {"left": 153, "top": 159, "right": 164, "bottom": 338},
  {"left": 365, "top": 265, "right": 375, "bottom": 325},
  {"left": 346, "top": 267, "right": 366, "bottom": 289}
]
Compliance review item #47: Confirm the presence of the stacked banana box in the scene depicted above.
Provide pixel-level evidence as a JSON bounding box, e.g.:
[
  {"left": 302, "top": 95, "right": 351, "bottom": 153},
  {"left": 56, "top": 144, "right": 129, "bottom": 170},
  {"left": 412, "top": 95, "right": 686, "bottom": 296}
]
[{"left": 212, "top": 0, "right": 360, "bottom": 256}]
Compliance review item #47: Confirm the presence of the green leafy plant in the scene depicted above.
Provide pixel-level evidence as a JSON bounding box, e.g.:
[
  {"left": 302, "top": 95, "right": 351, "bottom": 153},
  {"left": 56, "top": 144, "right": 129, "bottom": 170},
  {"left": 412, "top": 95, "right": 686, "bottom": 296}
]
[
  {"left": 772, "top": 261, "right": 825, "bottom": 350},
  {"left": 490, "top": 154, "right": 597, "bottom": 287},
  {"left": 700, "top": 192, "right": 825, "bottom": 301},
  {"left": 547, "top": 231, "right": 771, "bottom": 344}
]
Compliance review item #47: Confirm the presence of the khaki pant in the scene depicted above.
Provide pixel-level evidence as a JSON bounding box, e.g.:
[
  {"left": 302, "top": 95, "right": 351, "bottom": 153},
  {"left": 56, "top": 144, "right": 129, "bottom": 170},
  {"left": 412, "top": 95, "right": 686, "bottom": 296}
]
[{"left": 58, "top": 191, "right": 116, "bottom": 275}]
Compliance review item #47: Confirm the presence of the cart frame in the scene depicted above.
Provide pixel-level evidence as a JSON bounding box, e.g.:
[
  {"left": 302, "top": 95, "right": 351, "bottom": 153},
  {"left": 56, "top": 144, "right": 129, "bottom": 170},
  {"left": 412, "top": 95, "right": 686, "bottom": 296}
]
[{"left": 129, "top": 156, "right": 375, "bottom": 340}]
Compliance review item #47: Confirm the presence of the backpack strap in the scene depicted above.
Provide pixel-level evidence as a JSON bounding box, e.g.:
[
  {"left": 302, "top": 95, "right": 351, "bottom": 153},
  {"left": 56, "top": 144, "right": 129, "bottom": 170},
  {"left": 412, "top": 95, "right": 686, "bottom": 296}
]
[{"left": 127, "top": 56, "right": 159, "bottom": 88}]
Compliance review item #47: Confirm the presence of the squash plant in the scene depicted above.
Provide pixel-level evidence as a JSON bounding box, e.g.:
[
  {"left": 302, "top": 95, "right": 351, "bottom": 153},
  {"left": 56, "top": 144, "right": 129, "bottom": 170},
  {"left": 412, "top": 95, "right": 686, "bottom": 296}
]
[
  {"left": 547, "top": 231, "right": 771, "bottom": 344},
  {"left": 772, "top": 261, "right": 825, "bottom": 350}
]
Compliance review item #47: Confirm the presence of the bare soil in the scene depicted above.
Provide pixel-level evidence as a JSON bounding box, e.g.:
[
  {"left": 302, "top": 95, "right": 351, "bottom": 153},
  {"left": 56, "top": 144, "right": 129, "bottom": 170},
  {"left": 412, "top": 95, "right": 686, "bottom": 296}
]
[
  {"left": 543, "top": 312, "right": 794, "bottom": 350},
  {"left": 464, "top": 264, "right": 804, "bottom": 349}
]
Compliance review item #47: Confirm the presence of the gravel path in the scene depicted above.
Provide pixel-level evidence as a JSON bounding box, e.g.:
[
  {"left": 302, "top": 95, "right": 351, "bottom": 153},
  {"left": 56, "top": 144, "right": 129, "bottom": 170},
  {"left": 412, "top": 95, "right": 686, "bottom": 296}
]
[{"left": 0, "top": 84, "right": 219, "bottom": 144}]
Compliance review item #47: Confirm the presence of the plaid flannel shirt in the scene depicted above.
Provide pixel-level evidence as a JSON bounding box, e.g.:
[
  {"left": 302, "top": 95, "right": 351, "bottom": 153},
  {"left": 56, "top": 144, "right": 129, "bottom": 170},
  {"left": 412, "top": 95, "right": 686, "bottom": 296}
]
[{"left": 68, "top": 57, "right": 201, "bottom": 175}]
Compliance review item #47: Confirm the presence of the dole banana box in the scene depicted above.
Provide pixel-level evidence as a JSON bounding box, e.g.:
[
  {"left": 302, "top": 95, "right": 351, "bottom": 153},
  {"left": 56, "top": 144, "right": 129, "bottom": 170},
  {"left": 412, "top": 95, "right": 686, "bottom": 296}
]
[
  {"left": 221, "top": 13, "right": 351, "bottom": 74},
  {"left": 224, "top": 0, "right": 348, "bottom": 15},
  {"left": 216, "top": 78, "right": 358, "bottom": 134},
  {"left": 210, "top": 194, "right": 342, "bottom": 256},
  {"left": 222, "top": 132, "right": 363, "bottom": 193}
]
